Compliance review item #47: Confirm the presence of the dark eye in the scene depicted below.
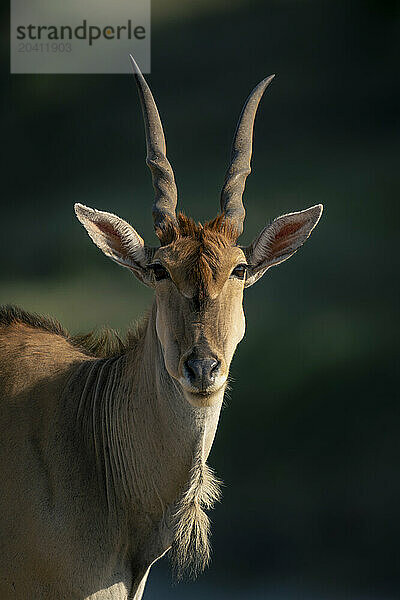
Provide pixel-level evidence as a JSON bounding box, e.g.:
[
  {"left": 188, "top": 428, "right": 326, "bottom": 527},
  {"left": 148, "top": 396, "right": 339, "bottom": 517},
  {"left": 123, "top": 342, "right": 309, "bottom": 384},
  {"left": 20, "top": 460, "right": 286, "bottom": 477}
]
[
  {"left": 149, "top": 263, "right": 170, "bottom": 281},
  {"left": 231, "top": 264, "right": 247, "bottom": 280}
]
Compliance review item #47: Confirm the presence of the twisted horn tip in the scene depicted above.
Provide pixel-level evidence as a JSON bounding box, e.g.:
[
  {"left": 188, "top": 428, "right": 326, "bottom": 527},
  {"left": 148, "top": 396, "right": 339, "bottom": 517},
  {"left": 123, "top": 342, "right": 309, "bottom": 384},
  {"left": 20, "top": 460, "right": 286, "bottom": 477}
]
[{"left": 129, "top": 54, "right": 142, "bottom": 77}]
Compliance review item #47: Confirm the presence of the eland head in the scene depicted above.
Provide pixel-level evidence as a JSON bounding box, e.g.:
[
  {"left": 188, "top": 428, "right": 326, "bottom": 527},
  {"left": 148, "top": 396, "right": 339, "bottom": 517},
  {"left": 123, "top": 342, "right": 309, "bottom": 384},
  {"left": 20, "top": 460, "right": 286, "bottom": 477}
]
[{"left": 75, "top": 56, "right": 322, "bottom": 409}]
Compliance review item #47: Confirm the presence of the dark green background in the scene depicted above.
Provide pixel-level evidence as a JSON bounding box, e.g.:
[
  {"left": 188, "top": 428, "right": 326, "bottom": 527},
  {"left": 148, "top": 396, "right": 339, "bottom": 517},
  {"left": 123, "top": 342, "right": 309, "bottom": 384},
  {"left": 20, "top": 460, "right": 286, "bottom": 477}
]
[{"left": 2, "top": 1, "right": 399, "bottom": 598}]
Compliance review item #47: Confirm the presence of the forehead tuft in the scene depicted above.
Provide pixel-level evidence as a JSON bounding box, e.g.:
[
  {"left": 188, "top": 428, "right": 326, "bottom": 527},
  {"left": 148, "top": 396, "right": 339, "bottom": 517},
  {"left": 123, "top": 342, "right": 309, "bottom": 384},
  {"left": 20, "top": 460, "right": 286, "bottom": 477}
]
[
  {"left": 156, "top": 213, "right": 239, "bottom": 246},
  {"left": 156, "top": 213, "right": 243, "bottom": 298}
]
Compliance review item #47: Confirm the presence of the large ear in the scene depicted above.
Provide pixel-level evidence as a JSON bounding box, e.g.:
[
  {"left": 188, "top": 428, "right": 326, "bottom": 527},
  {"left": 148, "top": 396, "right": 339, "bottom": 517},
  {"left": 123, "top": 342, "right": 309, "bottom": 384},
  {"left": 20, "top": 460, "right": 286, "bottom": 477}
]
[
  {"left": 74, "top": 203, "right": 154, "bottom": 286},
  {"left": 244, "top": 204, "right": 323, "bottom": 287}
]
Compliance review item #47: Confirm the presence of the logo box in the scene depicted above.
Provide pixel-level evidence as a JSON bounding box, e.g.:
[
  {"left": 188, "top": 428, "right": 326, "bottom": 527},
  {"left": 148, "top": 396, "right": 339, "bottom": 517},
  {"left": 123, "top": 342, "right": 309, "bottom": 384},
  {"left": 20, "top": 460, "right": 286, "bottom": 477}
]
[{"left": 11, "top": 0, "right": 150, "bottom": 74}]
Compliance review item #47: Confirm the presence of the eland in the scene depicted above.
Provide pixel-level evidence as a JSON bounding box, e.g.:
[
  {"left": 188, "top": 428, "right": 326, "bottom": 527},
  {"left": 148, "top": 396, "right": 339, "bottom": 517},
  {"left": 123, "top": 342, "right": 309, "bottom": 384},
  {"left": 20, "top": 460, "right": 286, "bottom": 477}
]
[{"left": 0, "top": 57, "right": 323, "bottom": 599}]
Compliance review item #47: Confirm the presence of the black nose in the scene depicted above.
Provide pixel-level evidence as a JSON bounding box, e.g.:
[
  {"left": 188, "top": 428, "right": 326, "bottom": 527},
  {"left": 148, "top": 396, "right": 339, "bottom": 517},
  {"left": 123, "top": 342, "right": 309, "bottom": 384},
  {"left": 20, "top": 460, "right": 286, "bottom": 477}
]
[{"left": 184, "top": 358, "right": 220, "bottom": 391}]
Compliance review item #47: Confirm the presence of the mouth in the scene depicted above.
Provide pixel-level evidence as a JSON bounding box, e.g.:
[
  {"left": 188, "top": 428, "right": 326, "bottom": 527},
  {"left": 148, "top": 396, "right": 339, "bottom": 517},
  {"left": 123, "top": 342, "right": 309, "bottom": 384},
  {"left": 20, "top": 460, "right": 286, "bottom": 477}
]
[
  {"left": 178, "top": 377, "right": 227, "bottom": 407},
  {"left": 184, "top": 389, "right": 223, "bottom": 407}
]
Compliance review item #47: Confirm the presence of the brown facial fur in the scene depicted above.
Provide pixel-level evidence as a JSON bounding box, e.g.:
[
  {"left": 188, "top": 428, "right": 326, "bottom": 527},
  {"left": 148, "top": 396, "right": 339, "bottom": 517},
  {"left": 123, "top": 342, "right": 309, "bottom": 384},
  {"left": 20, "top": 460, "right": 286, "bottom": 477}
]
[{"left": 152, "top": 214, "right": 247, "bottom": 406}]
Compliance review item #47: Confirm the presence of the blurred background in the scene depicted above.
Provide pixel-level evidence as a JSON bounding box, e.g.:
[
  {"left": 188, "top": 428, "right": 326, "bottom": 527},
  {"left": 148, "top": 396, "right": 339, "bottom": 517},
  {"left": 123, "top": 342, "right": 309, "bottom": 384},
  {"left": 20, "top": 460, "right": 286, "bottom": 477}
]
[{"left": 1, "top": 0, "right": 400, "bottom": 598}]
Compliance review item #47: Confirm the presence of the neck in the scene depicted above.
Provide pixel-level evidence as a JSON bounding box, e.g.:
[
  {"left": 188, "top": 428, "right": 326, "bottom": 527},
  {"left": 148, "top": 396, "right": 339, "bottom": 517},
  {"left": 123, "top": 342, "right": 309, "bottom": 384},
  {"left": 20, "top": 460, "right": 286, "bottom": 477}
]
[{"left": 75, "top": 301, "right": 223, "bottom": 576}]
